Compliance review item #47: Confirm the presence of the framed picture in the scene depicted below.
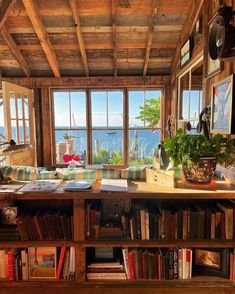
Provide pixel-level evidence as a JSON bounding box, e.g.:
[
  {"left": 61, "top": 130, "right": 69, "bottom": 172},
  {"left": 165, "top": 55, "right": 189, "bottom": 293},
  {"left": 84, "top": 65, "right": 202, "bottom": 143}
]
[
  {"left": 206, "top": 16, "right": 223, "bottom": 78},
  {"left": 193, "top": 248, "right": 229, "bottom": 278},
  {"left": 28, "top": 247, "right": 57, "bottom": 279},
  {"left": 180, "top": 38, "right": 192, "bottom": 67},
  {"left": 211, "top": 75, "right": 235, "bottom": 134}
]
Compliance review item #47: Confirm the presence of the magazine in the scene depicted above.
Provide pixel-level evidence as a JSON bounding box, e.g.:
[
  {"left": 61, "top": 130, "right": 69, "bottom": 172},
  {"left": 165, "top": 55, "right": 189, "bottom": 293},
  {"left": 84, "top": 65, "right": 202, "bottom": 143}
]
[
  {"left": 19, "top": 180, "right": 62, "bottom": 192},
  {"left": 63, "top": 180, "right": 94, "bottom": 191},
  {"left": 100, "top": 179, "right": 128, "bottom": 192}
]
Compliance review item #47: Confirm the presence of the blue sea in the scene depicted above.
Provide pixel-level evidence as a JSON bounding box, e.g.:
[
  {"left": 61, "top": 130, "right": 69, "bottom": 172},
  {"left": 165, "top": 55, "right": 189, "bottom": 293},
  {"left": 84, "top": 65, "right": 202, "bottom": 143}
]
[{"left": 0, "top": 127, "right": 161, "bottom": 158}]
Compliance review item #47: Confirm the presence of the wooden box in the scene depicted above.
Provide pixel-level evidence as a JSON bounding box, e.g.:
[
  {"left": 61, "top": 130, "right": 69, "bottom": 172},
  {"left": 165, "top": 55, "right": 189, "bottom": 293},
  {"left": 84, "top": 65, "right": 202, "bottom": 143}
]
[{"left": 146, "top": 167, "right": 177, "bottom": 188}]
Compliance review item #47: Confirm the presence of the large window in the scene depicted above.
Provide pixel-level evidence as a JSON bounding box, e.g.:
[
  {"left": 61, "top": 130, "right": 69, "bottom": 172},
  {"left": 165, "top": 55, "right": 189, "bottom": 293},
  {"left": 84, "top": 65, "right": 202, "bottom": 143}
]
[
  {"left": 128, "top": 90, "right": 161, "bottom": 165},
  {"left": 178, "top": 57, "right": 203, "bottom": 133},
  {"left": 52, "top": 88, "right": 162, "bottom": 166}
]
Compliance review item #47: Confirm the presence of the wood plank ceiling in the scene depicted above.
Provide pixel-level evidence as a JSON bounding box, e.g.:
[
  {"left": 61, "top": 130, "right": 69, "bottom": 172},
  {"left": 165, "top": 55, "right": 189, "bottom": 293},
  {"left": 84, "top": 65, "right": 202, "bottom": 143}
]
[{"left": 0, "top": 0, "right": 192, "bottom": 77}]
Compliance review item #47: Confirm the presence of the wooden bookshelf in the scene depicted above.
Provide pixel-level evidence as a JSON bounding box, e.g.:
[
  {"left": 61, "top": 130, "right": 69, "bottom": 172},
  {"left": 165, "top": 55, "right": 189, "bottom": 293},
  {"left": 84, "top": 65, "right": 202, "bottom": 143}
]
[{"left": 0, "top": 179, "right": 235, "bottom": 293}]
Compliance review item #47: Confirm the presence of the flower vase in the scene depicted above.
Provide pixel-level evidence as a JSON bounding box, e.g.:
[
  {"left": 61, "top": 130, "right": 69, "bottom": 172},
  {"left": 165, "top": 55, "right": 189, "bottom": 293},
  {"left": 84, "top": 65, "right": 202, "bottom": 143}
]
[{"left": 68, "top": 160, "right": 76, "bottom": 169}]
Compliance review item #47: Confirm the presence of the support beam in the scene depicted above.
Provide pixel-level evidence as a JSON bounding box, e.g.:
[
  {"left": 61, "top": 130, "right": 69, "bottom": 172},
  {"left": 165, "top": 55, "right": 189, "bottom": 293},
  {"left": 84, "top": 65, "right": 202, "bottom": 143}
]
[
  {"left": 21, "top": 0, "right": 60, "bottom": 77},
  {"left": 69, "top": 0, "right": 89, "bottom": 77},
  {"left": 1, "top": 24, "right": 30, "bottom": 77},
  {"left": 112, "top": 0, "right": 117, "bottom": 77},
  {"left": 0, "top": 0, "right": 16, "bottom": 30},
  {"left": 143, "top": 0, "right": 159, "bottom": 76}
]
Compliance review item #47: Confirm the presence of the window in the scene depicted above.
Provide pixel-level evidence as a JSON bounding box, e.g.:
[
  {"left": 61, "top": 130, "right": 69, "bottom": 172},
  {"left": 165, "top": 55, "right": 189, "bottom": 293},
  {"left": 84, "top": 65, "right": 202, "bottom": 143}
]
[
  {"left": 178, "top": 57, "right": 203, "bottom": 133},
  {"left": 128, "top": 90, "right": 161, "bottom": 165},
  {"left": 52, "top": 88, "right": 162, "bottom": 166},
  {"left": 91, "top": 90, "right": 124, "bottom": 164},
  {"left": 53, "top": 90, "right": 87, "bottom": 165}
]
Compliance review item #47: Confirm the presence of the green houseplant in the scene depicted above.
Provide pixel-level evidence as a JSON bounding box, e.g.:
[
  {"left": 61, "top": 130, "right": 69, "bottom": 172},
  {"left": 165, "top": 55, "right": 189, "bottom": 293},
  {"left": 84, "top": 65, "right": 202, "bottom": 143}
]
[{"left": 163, "top": 129, "right": 235, "bottom": 183}]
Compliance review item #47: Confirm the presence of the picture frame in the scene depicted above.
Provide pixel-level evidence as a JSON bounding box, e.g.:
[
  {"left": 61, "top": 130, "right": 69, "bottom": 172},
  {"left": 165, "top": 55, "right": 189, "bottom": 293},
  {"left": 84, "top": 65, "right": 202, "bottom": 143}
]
[
  {"left": 193, "top": 248, "right": 229, "bottom": 278},
  {"left": 180, "top": 38, "right": 192, "bottom": 67},
  {"left": 28, "top": 247, "right": 57, "bottom": 279},
  {"left": 211, "top": 75, "right": 235, "bottom": 134},
  {"left": 206, "top": 16, "right": 223, "bottom": 79}
]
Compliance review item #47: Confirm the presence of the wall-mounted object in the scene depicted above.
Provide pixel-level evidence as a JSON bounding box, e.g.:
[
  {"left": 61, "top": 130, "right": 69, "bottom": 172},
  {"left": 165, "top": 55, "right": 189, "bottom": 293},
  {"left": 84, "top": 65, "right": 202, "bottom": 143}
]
[
  {"left": 180, "top": 38, "right": 192, "bottom": 67},
  {"left": 211, "top": 74, "right": 235, "bottom": 134},
  {"left": 209, "top": 6, "right": 235, "bottom": 60}
]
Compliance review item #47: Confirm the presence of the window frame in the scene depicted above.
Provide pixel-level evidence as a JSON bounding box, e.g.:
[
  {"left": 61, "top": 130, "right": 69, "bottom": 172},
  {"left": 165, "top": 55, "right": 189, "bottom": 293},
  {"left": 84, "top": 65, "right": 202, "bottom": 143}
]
[
  {"left": 51, "top": 87, "right": 163, "bottom": 167},
  {"left": 177, "top": 56, "right": 203, "bottom": 131}
]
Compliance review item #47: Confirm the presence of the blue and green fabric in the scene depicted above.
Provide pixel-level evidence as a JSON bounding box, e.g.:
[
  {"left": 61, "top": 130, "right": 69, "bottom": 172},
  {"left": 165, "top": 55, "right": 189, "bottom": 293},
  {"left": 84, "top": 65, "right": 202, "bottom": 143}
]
[{"left": 121, "top": 165, "right": 147, "bottom": 180}]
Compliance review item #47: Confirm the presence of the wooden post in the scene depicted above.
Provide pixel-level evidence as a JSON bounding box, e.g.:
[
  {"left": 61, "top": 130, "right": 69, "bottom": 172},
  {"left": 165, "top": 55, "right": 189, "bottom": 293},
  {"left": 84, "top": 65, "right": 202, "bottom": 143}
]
[{"left": 73, "top": 198, "right": 86, "bottom": 282}]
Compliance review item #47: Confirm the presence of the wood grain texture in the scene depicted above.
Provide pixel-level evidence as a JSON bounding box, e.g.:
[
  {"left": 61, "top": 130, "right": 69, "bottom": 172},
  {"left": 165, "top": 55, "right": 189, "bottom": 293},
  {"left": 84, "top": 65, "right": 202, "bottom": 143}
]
[
  {"left": 21, "top": 0, "right": 60, "bottom": 77},
  {"left": 0, "top": 0, "right": 16, "bottom": 30},
  {"left": 69, "top": 0, "right": 89, "bottom": 76},
  {"left": 1, "top": 25, "right": 30, "bottom": 76}
]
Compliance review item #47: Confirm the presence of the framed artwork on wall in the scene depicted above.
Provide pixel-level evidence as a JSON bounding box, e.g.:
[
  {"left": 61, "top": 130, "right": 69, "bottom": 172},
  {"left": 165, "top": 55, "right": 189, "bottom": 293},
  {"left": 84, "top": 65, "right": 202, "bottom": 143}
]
[
  {"left": 193, "top": 248, "right": 229, "bottom": 278},
  {"left": 206, "top": 16, "right": 223, "bottom": 79},
  {"left": 211, "top": 75, "right": 235, "bottom": 134},
  {"left": 180, "top": 38, "right": 192, "bottom": 67}
]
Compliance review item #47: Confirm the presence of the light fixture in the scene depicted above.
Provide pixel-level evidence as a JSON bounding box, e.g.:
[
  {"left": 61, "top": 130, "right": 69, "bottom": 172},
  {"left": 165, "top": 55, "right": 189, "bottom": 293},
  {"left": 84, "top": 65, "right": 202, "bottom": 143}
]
[{"left": 0, "top": 140, "right": 32, "bottom": 184}]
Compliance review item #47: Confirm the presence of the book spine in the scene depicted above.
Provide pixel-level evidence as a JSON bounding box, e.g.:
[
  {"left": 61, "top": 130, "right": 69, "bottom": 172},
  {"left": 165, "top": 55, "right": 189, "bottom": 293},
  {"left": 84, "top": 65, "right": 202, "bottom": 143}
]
[
  {"left": 178, "top": 249, "right": 183, "bottom": 280},
  {"left": 122, "top": 248, "right": 130, "bottom": 279},
  {"left": 56, "top": 246, "right": 67, "bottom": 280},
  {"left": 128, "top": 251, "right": 135, "bottom": 280},
  {"left": 7, "top": 250, "right": 14, "bottom": 281}
]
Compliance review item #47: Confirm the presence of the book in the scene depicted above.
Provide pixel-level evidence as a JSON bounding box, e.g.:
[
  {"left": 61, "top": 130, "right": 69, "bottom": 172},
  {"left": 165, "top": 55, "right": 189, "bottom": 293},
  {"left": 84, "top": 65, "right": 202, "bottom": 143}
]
[
  {"left": 100, "top": 179, "right": 128, "bottom": 192},
  {"left": 63, "top": 180, "right": 94, "bottom": 191},
  {"left": 28, "top": 247, "right": 57, "bottom": 279},
  {"left": 56, "top": 246, "right": 66, "bottom": 280},
  {"left": 19, "top": 180, "right": 62, "bottom": 192}
]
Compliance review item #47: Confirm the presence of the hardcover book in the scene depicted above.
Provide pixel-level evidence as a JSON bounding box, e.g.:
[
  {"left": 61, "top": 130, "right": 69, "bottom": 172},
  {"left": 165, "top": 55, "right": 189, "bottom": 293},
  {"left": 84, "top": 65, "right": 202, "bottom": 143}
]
[
  {"left": 100, "top": 179, "right": 128, "bottom": 192},
  {"left": 63, "top": 180, "right": 94, "bottom": 191},
  {"left": 28, "top": 247, "right": 56, "bottom": 279}
]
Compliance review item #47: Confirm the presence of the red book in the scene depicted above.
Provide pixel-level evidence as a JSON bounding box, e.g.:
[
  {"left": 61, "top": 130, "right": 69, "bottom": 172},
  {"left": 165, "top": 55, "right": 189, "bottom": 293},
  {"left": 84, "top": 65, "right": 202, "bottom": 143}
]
[
  {"left": 157, "top": 254, "right": 161, "bottom": 280},
  {"left": 128, "top": 251, "right": 135, "bottom": 280},
  {"left": 56, "top": 246, "right": 67, "bottom": 280},
  {"left": 7, "top": 250, "right": 14, "bottom": 281}
]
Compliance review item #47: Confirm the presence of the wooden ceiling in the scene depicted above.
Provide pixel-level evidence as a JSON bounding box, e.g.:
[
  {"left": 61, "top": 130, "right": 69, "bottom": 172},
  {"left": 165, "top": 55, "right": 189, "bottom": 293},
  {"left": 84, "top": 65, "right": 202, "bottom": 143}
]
[{"left": 0, "top": 0, "right": 193, "bottom": 77}]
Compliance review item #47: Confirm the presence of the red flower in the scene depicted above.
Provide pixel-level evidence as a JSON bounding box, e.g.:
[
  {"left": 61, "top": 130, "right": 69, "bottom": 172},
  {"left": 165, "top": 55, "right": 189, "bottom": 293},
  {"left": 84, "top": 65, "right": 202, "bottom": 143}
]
[
  {"left": 63, "top": 153, "right": 80, "bottom": 163},
  {"left": 63, "top": 154, "right": 73, "bottom": 163}
]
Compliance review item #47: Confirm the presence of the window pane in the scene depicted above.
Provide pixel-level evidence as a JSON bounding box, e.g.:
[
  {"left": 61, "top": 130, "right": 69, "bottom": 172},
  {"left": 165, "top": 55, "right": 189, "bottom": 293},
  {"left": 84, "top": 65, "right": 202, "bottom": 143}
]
[
  {"left": 55, "top": 130, "right": 87, "bottom": 164},
  {"left": 129, "top": 91, "right": 144, "bottom": 127},
  {"left": 129, "top": 129, "right": 160, "bottom": 165},
  {"left": 91, "top": 91, "right": 107, "bottom": 127},
  {"left": 11, "top": 119, "right": 17, "bottom": 142},
  {"left": 18, "top": 120, "right": 23, "bottom": 143},
  {"left": 108, "top": 91, "right": 123, "bottom": 127},
  {"left": 92, "top": 130, "right": 123, "bottom": 164},
  {"left": 17, "top": 95, "right": 23, "bottom": 119},
  {"left": 25, "top": 120, "right": 30, "bottom": 143},
  {"left": 10, "top": 96, "right": 16, "bottom": 119},
  {"left": 24, "top": 96, "right": 29, "bottom": 119},
  {"left": 182, "top": 90, "right": 190, "bottom": 119},
  {"left": 0, "top": 97, "right": 4, "bottom": 144},
  {"left": 190, "top": 90, "right": 200, "bottom": 119},
  {"left": 54, "top": 92, "right": 70, "bottom": 127},
  {"left": 70, "top": 92, "right": 86, "bottom": 127}
]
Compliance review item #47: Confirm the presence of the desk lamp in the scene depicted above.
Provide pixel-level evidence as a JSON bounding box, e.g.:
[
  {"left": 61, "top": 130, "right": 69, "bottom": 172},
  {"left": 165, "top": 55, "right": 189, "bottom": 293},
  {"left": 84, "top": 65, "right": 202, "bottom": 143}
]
[{"left": 0, "top": 140, "right": 32, "bottom": 184}]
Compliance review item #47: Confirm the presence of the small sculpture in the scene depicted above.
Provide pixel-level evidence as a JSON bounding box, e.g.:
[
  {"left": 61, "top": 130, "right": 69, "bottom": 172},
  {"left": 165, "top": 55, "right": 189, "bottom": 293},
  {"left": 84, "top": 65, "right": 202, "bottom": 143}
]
[{"left": 196, "top": 106, "right": 211, "bottom": 139}]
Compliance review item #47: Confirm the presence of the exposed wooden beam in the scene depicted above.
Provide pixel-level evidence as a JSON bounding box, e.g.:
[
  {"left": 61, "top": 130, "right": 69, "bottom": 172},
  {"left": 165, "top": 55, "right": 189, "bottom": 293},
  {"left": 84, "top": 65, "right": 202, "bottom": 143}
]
[
  {"left": 0, "top": 76, "right": 171, "bottom": 88},
  {"left": 0, "top": 0, "right": 16, "bottom": 30},
  {"left": 112, "top": 0, "right": 117, "bottom": 77},
  {"left": 143, "top": 0, "right": 159, "bottom": 76},
  {"left": 0, "top": 43, "right": 177, "bottom": 51},
  {"left": 189, "top": 0, "right": 204, "bottom": 35},
  {"left": 7, "top": 25, "right": 184, "bottom": 35},
  {"left": 21, "top": 0, "right": 60, "bottom": 77},
  {"left": 69, "top": 0, "right": 89, "bottom": 77},
  {"left": 1, "top": 24, "right": 30, "bottom": 77}
]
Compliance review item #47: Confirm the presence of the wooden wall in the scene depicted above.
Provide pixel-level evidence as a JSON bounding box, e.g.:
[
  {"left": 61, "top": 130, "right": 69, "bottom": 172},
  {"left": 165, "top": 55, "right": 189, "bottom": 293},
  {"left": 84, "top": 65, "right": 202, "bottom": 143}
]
[{"left": 170, "top": 0, "right": 235, "bottom": 132}]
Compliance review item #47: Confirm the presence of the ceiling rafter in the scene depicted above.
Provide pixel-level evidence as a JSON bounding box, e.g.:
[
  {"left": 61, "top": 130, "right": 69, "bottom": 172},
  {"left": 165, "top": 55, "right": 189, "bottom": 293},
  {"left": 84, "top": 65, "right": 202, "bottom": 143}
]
[
  {"left": 21, "top": 0, "right": 60, "bottom": 77},
  {"left": 112, "top": 0, "right": 117, "bottom": 76},
  {"left": 69, "top": 0, "right": 89, "bottom": 77},
  {"left": 0, "top": 0, "right": 30, "bottom": 76},
  {"left": 0, "top": 0, "right": 16, "bottom": 30},
  {"left": 143, "top": 0, "right": 159, "bottom": 76},
  {"left": 1, "top": 24, "right": 30, "bottom": 77}
]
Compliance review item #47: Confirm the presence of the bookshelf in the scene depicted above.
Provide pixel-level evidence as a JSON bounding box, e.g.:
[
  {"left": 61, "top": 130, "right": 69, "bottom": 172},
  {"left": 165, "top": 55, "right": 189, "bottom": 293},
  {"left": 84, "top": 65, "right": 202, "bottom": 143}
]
[{"left": 0, "top": 179, "right": 235, "bottom": 293}]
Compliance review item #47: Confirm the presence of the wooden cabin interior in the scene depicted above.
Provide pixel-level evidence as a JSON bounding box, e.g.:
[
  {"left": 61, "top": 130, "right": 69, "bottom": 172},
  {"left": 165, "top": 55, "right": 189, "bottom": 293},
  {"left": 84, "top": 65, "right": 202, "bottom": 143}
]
[{"left": 1, "top": 0, "right": 235, "bottom": 293}]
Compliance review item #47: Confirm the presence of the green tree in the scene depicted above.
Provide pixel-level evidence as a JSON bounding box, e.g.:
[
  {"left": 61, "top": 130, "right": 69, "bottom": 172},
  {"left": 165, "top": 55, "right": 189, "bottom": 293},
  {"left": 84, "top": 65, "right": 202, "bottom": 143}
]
[
  {"left": 135, "top": 97, "right": 160, "bottom": 127},
  {"left": 93, "top": 149, "right": 110, "bottom": 164},
  {"left": 109, "top": 150, "right": 123, "bottom": 164}
]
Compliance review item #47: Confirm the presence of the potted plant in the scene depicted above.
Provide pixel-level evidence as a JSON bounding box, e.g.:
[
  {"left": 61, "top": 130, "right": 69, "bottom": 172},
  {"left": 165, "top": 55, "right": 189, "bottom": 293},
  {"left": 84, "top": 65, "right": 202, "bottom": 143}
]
[{"left": 163, "top": 129, "right": 235, "bottom": 184}]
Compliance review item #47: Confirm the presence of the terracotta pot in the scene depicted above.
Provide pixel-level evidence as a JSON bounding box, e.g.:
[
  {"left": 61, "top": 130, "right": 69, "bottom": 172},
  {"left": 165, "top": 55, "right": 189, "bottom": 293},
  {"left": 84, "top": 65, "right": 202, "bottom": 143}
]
[{"left": 182, "top": 157, "right": 217, "bottom": 184}]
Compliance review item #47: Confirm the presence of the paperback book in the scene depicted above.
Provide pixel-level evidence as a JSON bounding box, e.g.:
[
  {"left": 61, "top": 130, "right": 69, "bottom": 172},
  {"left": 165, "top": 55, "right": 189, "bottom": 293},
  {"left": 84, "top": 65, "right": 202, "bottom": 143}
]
[
  {"left": 63, "top": 180, "right": 94, "bottom": 191},
  {"left": 100, "top": 179, "right": 128, "bottom": 192}
]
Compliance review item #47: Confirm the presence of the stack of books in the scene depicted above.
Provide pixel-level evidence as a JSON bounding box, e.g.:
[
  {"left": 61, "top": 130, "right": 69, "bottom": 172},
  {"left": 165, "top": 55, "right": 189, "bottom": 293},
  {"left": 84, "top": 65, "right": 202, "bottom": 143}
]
[{"left": 87, "top": 261, "right": 126, "bottom": 280}]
